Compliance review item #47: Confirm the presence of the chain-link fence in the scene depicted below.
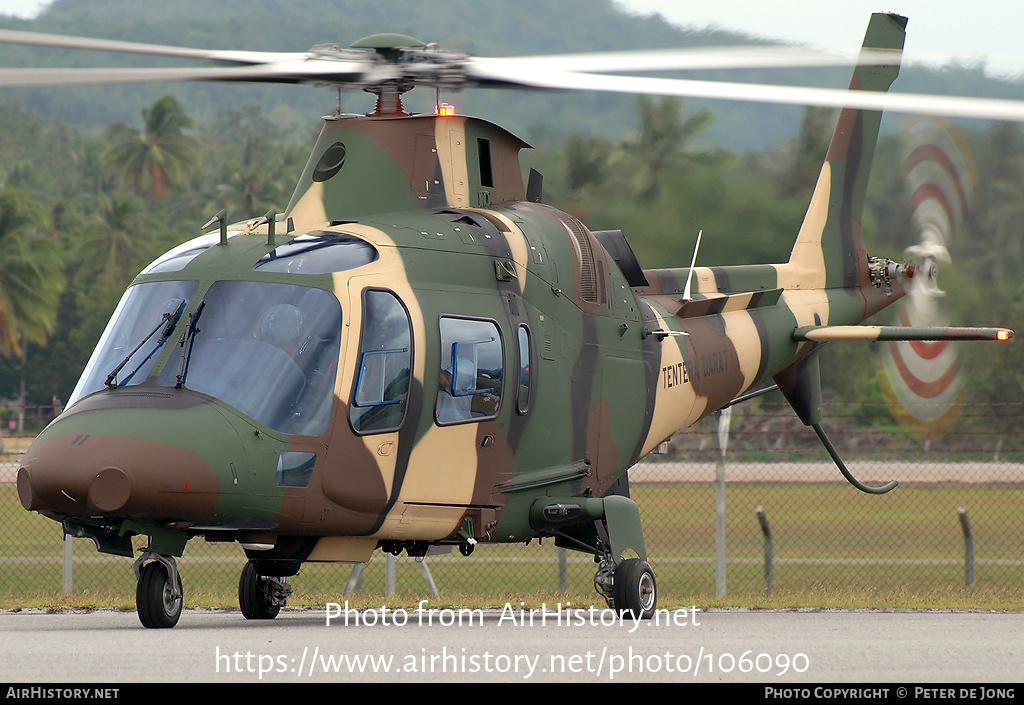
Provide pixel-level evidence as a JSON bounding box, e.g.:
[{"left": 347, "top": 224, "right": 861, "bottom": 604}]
[{"left": 3, "top": 401, "right": 1022, "bottom": 606}]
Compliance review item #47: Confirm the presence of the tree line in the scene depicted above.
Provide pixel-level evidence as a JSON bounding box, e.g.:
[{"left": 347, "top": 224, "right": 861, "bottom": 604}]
[{"left": 0, "top": 93, "right": 311, "bottom": 428}]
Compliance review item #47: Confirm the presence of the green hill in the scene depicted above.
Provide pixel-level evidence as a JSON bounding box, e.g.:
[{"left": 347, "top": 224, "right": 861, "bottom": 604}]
[{"left": 2, "top": 0, "right": 1019, "bottom": 150}]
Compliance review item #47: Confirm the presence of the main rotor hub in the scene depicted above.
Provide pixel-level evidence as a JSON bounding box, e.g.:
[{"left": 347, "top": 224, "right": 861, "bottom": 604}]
[
  {"left": 347, "top": 34, "right": 466, "bottom": 115},
  {"left": 349, "top": 33, "right": 426, "bottom": 59}
]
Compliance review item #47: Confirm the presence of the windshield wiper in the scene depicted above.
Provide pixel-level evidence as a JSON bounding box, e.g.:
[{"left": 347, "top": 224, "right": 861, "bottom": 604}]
[
  {"left": 105, "top": 299, "right": 186, "bottom": 388},
  {"left": 175, "top": 300, "right": 206, "bottom": 388}
]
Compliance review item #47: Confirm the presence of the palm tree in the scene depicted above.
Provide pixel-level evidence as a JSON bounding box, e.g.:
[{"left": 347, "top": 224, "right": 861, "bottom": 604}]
[
  {"left": 564, "top": 132, "right": 610, "bottom": 194},
  {"left": 627, "top": 95, "right": 717, "bottom": 201},
  {"left": 0, "top": 181, "right": 65, "bottom": 432},
  {"left": 74, "top": 192, "right": 150, "bottom": 284},
  {"left": 209, "top": 133, "right": 294, "bottom": 218},
  {"left": 201, "top": 107, "right": 308, "bottom": 219},
  {"left": 102, "top": 95, "right": 199, "bottom": 201},
  {"left": 0, "top": 184, "right": 64, "bottom": 359}
]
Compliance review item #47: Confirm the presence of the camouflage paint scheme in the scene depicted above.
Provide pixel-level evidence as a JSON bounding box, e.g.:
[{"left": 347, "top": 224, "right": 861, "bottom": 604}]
[{"left": 20, "top": 14, "right": 929, "bottom": 574}]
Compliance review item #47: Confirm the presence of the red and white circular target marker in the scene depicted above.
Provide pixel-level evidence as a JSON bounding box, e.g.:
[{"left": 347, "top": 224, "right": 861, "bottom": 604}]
[{"left": 879, "top": 120, "right": 976, "bottom": 437}]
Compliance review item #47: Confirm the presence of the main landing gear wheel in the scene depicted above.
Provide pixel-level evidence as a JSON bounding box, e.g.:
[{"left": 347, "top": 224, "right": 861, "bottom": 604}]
[
  {"left": 238, "top": 560, "right": 291, "bottom": 620},
  {"left": 613, "top": 558, "right": 657, "bottom": 620},
  {"left": 136, "top": 559, "right": 183, "bottom": 629}
]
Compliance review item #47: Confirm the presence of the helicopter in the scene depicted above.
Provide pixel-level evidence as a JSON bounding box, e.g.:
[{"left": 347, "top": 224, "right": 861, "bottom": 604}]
[{"left": 8, "top": 12, "right": 1017, "bottom": 628}]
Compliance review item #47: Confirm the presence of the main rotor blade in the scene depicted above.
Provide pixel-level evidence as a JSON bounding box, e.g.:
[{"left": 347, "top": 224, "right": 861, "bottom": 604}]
[
  {"left": 0, "top": 60, "right": 380, "bottom": 87},
  {"left": 0, "top": 28, "right": 308, "bottom": 65},
  {"left": 466, "top": 63, "right": 1024, "bottom": 122},
  {"left": 0, "top": 28, "right": 905, "bottom": 73},
  {"left": 491, "top": 46, "right": 902, "bottom": 74},
  {"left": 0, "top": 27, "right": 1020, "bottom": 123}
]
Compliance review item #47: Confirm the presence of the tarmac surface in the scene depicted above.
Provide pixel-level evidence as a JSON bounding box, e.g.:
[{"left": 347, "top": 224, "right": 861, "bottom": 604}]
[
  {"left": 4, "top": 434, "right": 1022, "bottom": 684},
  {"left": 0, "top": 606, "right": 1021, "bottom": 683}
]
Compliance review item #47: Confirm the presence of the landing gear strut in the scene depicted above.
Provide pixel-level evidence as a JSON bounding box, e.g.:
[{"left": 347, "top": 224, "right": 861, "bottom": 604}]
[
  {"left": 238, "top": 560, "right": 292, "bottom": 620},
  {"left": 530, "top": 493, "right": 658, "bottom": 619},
  {"left": 134, "top": 552, "right": 183, "bottom": 629}
]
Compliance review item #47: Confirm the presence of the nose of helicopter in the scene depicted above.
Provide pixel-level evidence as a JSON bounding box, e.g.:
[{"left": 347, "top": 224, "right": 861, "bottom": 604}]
[
  {"left": 18, "top": 462, "right": 132, "bottom": 513},
  {"left": 17, "top": 390, "right": 256, "bottom": 522}
]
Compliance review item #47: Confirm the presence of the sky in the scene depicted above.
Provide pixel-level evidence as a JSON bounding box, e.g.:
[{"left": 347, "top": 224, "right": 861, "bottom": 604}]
[
  {"left": 0, "top": 0, "right": 1022, "bottom": 79},
  {"left": 616, "top": 0, "right": 1024, "bottom": 79}
]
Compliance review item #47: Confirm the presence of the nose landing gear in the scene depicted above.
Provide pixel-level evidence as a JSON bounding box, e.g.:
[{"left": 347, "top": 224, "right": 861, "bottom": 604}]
[{"left": 134, "top": 553, "right": 183, "bottom": 629}]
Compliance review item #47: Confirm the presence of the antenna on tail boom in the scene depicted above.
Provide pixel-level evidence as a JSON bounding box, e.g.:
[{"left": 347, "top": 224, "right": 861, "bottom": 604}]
[{"left": 682, "top": 229, "right": 702, "bottom": 300}]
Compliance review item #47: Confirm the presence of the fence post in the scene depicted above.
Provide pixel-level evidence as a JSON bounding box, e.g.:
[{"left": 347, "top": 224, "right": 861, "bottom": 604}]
[
  {"left": 558, "top": 548, "right": 568, "bottom": 593},
  {"left": 957, "top": 507, "right": 974, "bottom": 593},
  {"left": 757, "top": 506, "right": 773, "bottom": 595},
  {"left": 62, "top": 534, "right": 73, "bottom": 594},
  {"left": 386, "top": 553, "right": 396, "bottom": 596},
  {"left": 715, "top": 407, "right": 732, "bottom": 597}
]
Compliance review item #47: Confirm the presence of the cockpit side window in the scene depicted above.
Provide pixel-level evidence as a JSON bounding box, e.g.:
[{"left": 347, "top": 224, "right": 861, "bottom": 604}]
[
  {"left": 67, "top": 280, "right": 199, "bottom": 407},
  {"left": 349, "top": 290, "right": 412, "bottom": 434},
  {"left": 435, "top": 317, "right": 503, "bottom": 425}
]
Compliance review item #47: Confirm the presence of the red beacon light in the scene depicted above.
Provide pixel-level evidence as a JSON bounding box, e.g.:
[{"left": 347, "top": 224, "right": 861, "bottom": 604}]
[
  {"left": 435, "top": 102, "right": 455, "bottom": 116},
  {"left": 996, "top": 329, "right": 1012, "bottom": 342}
]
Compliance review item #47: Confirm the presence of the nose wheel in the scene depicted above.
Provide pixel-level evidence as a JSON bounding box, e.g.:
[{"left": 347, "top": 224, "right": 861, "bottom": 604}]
[
  {"left": 238, "top": 560, "right": 292, "bottom": 620},
  {"left": 612, "top": 558, "right": 657, "bottom": 619},
  {"left": 595, "top": 555, "right": 658, "bottom": 620},
  {"left": 134, "top": 553, "right": 183, "bottom": 629}
]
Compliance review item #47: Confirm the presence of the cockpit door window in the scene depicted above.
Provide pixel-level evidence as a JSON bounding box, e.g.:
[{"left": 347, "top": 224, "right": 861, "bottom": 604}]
[{"left": 349, "top": 289, "right": 413, "bottom": 434}]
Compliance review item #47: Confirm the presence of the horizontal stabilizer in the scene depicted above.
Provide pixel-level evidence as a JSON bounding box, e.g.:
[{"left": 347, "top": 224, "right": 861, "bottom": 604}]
[
  {"left": 648, "top": 288, "right": 783, "bottom": 320},
  {"left": 793, "top": 326, "right": 1013, "bottom": 342}
]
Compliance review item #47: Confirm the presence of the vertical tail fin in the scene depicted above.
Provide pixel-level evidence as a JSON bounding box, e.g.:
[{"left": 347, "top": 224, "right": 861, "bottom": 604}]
[{"left": 787, "top": 13, "right": 907, "bottom": 290}]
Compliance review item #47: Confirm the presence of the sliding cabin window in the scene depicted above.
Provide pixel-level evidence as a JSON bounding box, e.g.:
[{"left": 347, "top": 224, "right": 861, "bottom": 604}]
[
  {"left": 435, "top": 317, "right": 503, "bottom": 425},
  {"left": 516, "top": 325, "right": 532, "bottom": 414}
]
